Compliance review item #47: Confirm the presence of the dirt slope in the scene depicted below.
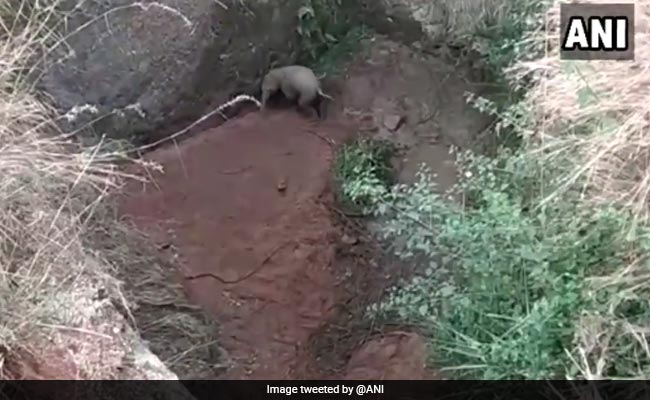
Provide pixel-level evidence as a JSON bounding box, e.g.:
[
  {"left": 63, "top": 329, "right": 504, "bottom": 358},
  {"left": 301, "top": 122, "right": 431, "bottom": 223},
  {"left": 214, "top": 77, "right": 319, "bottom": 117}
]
[
  {"left": 119, "top": 110, "right": 356, "bottom": 378},
  {"left": 118, "top": 36, "right": 492, "bottom": 380}
]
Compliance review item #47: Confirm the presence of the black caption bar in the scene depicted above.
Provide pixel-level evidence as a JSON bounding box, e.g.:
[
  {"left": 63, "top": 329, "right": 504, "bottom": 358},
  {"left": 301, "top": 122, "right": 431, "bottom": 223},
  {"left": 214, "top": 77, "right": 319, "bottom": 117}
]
[{"left": 1, "top": 380, "right": 649, "bottom": 400}]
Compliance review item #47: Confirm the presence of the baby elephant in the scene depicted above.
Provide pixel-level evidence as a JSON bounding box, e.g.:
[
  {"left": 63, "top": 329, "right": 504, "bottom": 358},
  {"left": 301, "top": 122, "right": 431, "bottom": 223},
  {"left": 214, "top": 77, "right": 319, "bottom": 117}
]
[{"left": 260, "top": 65, "right": 333, "bottom": 119}]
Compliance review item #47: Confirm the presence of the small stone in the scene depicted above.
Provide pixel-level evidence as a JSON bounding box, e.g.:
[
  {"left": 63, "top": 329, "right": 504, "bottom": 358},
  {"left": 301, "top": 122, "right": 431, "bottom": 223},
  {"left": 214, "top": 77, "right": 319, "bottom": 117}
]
[
  {"left": 383, "top": 114, "right": 404, "bottom": 131},
  {"left": 277, "top": 178, "right": 287, "bottom": 192},
  {"left": 341, "top": 234, "right": 358, "bottom": 245},
  {"left": 360, "top": 113, "right": 374, "bottom": 123}
]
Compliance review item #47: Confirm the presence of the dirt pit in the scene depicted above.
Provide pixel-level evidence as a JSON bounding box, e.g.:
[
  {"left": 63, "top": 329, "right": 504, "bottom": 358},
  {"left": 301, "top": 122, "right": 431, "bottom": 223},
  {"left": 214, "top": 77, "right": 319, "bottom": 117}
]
[
  {"left": 118, "top": 36, "right": 493, "bottom": 379},
  {"left": 120, "top": 110, "right": 361, "bottom": 378}
]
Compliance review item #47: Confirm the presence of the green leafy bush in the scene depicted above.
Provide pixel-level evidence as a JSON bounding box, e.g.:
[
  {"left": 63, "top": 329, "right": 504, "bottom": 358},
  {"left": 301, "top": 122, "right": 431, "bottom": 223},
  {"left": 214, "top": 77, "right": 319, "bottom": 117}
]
[
  {"left": 296, "top": 0, "right": 366, "bottom": 74},
  {"left": 331, "top": 0, "right": 650, "bottom": 379},
  {"left": 363, "top": 147, "right": 650, "bottom": 378},
  {"left": 334, "top": 137, "right": 394, "bottom": 212}
]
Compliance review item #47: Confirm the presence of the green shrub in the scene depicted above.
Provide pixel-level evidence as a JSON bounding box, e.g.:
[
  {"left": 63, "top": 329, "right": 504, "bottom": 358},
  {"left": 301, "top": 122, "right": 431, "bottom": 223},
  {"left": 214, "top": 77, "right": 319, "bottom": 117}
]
[
  {"left": 330, "top": 0, "right": 650, "bottom": 380},
  {"left": 334, "top": 137, "right": 394, "bottom": 212},
  {"left": 363, "top": 147, "right": 650, "bottom": 378},
  {"left": 296, "top": 0, "right": 366, "bottom": 74},
  {"left": 469, "top": 0, "right": 550, "bottom": 74}
]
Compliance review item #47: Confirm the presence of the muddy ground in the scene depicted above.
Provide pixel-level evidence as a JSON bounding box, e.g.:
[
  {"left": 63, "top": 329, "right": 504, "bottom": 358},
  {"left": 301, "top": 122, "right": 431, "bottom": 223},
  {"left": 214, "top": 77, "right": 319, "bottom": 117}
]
[{"left": 118, "top": 36, "right": 493, "bottom": 380}]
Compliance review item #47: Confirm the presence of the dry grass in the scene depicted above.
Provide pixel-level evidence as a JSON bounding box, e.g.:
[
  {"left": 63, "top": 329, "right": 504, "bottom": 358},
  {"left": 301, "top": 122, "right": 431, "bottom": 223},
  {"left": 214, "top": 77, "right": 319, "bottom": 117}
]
[
  {"left": 514, "top": 0, "right": 650, "bottom": 218},
  {"left": 509, "top": 0, "right": 650, "bottom": 379},
  {"left": 395, "top": 0, "right": 526, "bottom": 44},
  {"left": 87, "top": 217, "right": 229, "bottom": 378},
  {"left": 0, "top": 0, "right": 143, "bottom": 378},
  {"left": 407, "top": 0, "right": 650, "bottom": 379},
  {"left": 0, "top": 0, "right": 198, "bottom": 379},
  {"left": 440, "top": 0, "right": 520, "bottom": 38},
  {"left": 0, "top": 0, "right": 248, "bottom": 379}
]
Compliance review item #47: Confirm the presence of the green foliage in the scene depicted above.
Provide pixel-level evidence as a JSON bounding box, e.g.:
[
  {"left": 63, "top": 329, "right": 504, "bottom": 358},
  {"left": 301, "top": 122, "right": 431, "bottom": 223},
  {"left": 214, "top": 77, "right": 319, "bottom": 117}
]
[
  {"left": 463, "top": 0, "right": 551, "bottom": 151},
  {"left": 362, "top": 149, "right": 649, "bottom": 379},
  {"left": 343, "top": 0, "right": 650, "bottom": 377},
  {"left": 466, "top": 93, "right": 535, "bottom": 152},
  {"left": 312, "top": 26, "right": 367, "bottom": 76},
  {"left": 327, "top": 0, "right": 650, "bottom": 380},
  {"left": 469, "top": 0, "right": 550, "bottom": 74},
  {"left": 296, "top": 0, "right": 366, "bottom": 74},
  {"left": 334, "top": 137, "right": 394, "bottom": 212}
]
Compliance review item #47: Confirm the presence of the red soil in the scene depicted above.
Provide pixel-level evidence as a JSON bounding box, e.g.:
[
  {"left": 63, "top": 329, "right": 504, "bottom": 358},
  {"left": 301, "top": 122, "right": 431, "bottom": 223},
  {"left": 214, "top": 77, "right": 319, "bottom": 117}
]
[
  {"left": 119, "top": 110, "right": 360, "bottom": 378},
  {"left": 10, "top": 37, "right": 488, "bottom": 381},
  {"left": 118, "top": 64, "right": 437, "bottom": 379},
  {"left": 344, "top": 332, "right": 430, "bottom": 380}
]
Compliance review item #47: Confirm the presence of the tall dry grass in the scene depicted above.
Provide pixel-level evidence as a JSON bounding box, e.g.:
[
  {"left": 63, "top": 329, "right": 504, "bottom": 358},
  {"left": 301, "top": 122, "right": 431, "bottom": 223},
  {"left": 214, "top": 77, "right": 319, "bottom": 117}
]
[
  {"left": 0, "top": 0, "right": 145, "bottom": 377},
  {"left": 516, "top": 0, "right": 650, "bottom": 218},
  {"left": 408, "top": 0, "right": 650, "bottom": 378},
  {"left": 0, "top": 0, "right": 236, "bottom": 379},
  {"left": 511, "top": 0, "right": 650, "bottom": 379},
  {"left": 398, "top": 0, "right": 537, "bottom": 46},
  {"left": 441, "top": 0, "right": 522, "bottom": 37}
]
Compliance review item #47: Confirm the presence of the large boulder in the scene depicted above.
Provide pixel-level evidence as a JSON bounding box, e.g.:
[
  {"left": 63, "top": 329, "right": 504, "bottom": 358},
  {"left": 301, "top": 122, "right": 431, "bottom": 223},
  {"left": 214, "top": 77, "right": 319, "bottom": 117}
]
[{"left": 39, "top": 0, "right": 304, "bottom": 142}]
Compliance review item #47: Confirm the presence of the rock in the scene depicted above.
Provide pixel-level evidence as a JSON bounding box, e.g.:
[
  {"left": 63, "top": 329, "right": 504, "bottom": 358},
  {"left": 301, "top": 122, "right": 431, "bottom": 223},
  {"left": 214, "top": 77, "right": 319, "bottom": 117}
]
[
  {"left": 33, "top": 0, "right": 460, "bottom": 144},
  {"left": 277, "top": 178, "right": 288, "bottom": 192},
  {"left": 37, "top": 0, "right": 305, "bottom": 143},
  {"left": 360, "top": 113, "right": 375, "bottom": 123},
  {"left": 33, "top": 0, "right": 458, "bottom": 144},
  {"left": 341, "top": 234, "right": 358, "bottom": 245},
  {"left": 358, "top": 113, "right": 378, "bottom": 132},
  {"left": 383, "top": 114, "right": 404, "bottom": 131},
  {"left": 344, "top": 331, "right": 430, "bottom": 380}
]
